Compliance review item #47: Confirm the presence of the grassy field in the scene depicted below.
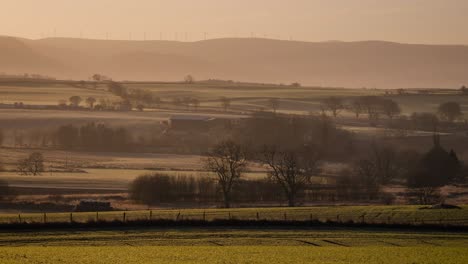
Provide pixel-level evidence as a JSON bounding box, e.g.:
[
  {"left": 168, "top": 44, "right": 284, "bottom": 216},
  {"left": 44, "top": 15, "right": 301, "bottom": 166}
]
[
  {"left": 0, "top": 205, "right": 467, "bottom": 226},
  {"left": 0, "top": 228, "right": 466, "bottom": 263},
  {"left": 1, "top": 246, "right": 466, "bottom": 264}
]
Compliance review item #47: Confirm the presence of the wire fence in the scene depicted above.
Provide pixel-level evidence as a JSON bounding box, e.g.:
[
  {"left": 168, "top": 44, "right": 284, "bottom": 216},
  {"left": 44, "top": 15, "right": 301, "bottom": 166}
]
[{"left": 1, "top": 208, "right": 467, "bottom": 226}]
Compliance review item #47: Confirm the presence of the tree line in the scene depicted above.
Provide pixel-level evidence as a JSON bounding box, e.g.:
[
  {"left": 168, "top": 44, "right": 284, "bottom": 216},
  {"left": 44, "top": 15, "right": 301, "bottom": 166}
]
[{"left": 55, "top": 123, "right": 132, "bottom": 151}]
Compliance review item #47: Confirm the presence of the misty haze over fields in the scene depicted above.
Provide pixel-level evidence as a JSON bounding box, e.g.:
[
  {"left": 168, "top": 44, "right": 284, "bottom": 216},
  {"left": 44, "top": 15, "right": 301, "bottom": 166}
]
[{"left": 2, "top": 36, "right": 468, "bottom": 88}]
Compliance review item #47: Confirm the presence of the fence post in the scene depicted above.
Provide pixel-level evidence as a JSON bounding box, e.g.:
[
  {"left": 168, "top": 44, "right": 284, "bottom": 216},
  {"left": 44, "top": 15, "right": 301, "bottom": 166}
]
[
  {"left": 228, "top": 212, "right": 231, "bottom": 220},
  {"left": 176, "top": 212, "right": 181, "bottom": 221},
  {"left": 18, "top": 214, "right": 21, "bottom": 223},
  {"left": 123, "top": 212, "right": 126, "bottom": 222},
  {"left": 149, "top": 210, "right": 152, "bottom": 220},
  {"left": 70, "top": 213, "right": 73, "bottom": 223},
  {"left": 43, "top": 213, "right": 47, "bottom": 224},
  {"left": 256, "top": 212, "right": 259, "bottom": 221},
  {"left": 336, "top": 215, "right": 340, "bottom": 223},
  {"left": 96, "top": 212, "right": 99, "bottom": 222}
]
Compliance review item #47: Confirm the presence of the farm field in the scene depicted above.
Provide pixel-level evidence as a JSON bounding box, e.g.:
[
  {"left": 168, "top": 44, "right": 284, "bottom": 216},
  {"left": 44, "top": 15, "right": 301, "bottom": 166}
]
[
  {"left": 0, "top": 148, "right": 206, "bottom": 170},
  {"left": 128, "top": 82, "right": 468, "bottom": 116},
  {"left": 0, "top": 108, "right": 244, "bottom": 130},
  {"left": 2, "top": 81, "right": 468, "bottom": 118},
  {"left": 0, "top": 205, "right": 467, "bottom": 226},
  {"left": 0, "top": 169, "right": 266, "bottom": 193},
  {"left": 0, "top": 246, "right": 466, "bottom": 264},
  {"left": 0, "top": 83, "right": 120, "bottom": 105},
  {"left": 0, "top": 228, "right": 467, "bottom": 263}
]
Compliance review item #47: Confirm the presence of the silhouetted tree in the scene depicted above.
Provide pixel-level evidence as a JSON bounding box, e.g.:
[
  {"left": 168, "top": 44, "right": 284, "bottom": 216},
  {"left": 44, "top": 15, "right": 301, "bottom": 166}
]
[
  {"left": 262, "top": 144, "right": 321, "bottom": 207},
  {"left": 85, "top": 97, "right": 96, "bottom": 109},
  {"left": 69, "top": 96, "right": 82, "bottom": 107},
  {"left": 406, "top": 135, "right": 462, "bottom": 204},
  {"left": 107, "top": 82, "right": 128, "bottom": 98},
  {"left": 382, "top": 99, "right": 401, "bottom": 119},
  {"left": 184, "top": 75, "right": 194, "bottom": 84},
  {"left": 351, "top": 159, "right": 379, "bottom": 198},
  {"left": 460, "top": 86, "right": 468, "bottom": 95},
  {"left": 204, "top": 140, "right": 247, "bottom": 208},
  {"left": 91, "top": 74, "right": 103, "bottom": 81},
  {"left": 349, "top": 98, "right": 364, "bottom": 119},
  {"left": 438, "top": 102, "right": 463, "bottom": 122},
  {"left": 17, "top": 152, "right": 44, "bottom": 176},
  {"left": 322, "top": 97, "right": 344, "bottom": 118},
  {"left": 359, "top": 96, "right": 385, "bottom": 124}
]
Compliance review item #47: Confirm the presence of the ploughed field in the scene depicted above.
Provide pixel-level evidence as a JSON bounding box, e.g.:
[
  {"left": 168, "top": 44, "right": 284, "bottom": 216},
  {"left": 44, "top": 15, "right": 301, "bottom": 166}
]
[
  {"left": 0, "top": 205, "right": 467, "bottom": 226},
  {"left": 0, "top": 228, "right": 467, "bottom": 263}
]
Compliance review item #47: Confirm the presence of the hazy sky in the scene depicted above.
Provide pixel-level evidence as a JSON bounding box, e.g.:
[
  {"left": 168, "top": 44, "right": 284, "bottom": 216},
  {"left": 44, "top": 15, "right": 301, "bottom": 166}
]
[{"left": 1, "top": 0, "right": 467, "bottom": 44}]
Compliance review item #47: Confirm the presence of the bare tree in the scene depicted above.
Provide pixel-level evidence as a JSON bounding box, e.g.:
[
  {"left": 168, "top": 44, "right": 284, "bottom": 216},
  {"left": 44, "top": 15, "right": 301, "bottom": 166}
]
[
  {"left": 360, "top": 96, "right": 384, "bottom": 124},
  {"left": 204, "top": 140, "right": 247, "bottom": 208},
  {"left": 262, "top": 145, "right": 321, "bottom": 207},
  {"left": 268, "top": 98, "right": 280, "bottom": 113},
  {"left": 91, "top": 74, "right": 102, "bottom": 82},
  {"left": 85, "top": 97, "right": 96, "bottom": 109},
  {"left": 17, "top": 152, "right": 44, "bottom": 176},
  {"left": 351, "top": 159, "right": 379, "bottom": 198},
  {"left": 184, "top": 75, "right": 194, "bottom": 84},
  {"left": 220, "top": 97, "right": 231, "bottom": 112},
  {"left": 322, "top": 97, "right": 344, "bottom": 118},
  {"left": 349, "top": 98, "right": 364, "bottom": 119},
  {"left": 370, "top": 143, "right": 400, "bottom": 184}
]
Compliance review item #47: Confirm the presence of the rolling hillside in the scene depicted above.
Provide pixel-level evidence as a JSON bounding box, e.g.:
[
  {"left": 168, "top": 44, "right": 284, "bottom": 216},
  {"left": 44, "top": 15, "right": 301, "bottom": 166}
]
[{"left": 1, "top": 36, "right": 468, "bottom": 88}]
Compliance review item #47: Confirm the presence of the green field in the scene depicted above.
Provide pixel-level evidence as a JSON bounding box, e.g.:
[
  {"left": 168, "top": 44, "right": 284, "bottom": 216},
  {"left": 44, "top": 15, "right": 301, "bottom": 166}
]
[
  {"left": 1, "top": 246, "right": 466, "bottom": 264},
  {"left": 1, "top": 205, "right": 467, "bottom": 226},
  {"left": 0, "top": 228, "right": 467, "bottom": 263}
]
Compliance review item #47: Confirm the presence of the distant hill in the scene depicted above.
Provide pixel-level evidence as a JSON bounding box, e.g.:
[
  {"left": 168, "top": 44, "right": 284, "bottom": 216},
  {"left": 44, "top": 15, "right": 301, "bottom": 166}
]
[{"left": 1, "top": 36, "right": 468, "bottom": 88}]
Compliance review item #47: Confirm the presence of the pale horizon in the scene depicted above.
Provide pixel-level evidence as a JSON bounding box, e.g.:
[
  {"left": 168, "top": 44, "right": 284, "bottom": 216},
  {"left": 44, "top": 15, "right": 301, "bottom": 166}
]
[{"left": 1, "top": 0, "right": 468, "bottom": 45}]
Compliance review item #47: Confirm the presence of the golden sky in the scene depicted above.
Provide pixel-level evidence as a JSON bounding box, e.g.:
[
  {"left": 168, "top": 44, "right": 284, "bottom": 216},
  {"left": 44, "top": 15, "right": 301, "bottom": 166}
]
[{"left": 1, "top": 0, "right": 467, "bottom": 44}]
